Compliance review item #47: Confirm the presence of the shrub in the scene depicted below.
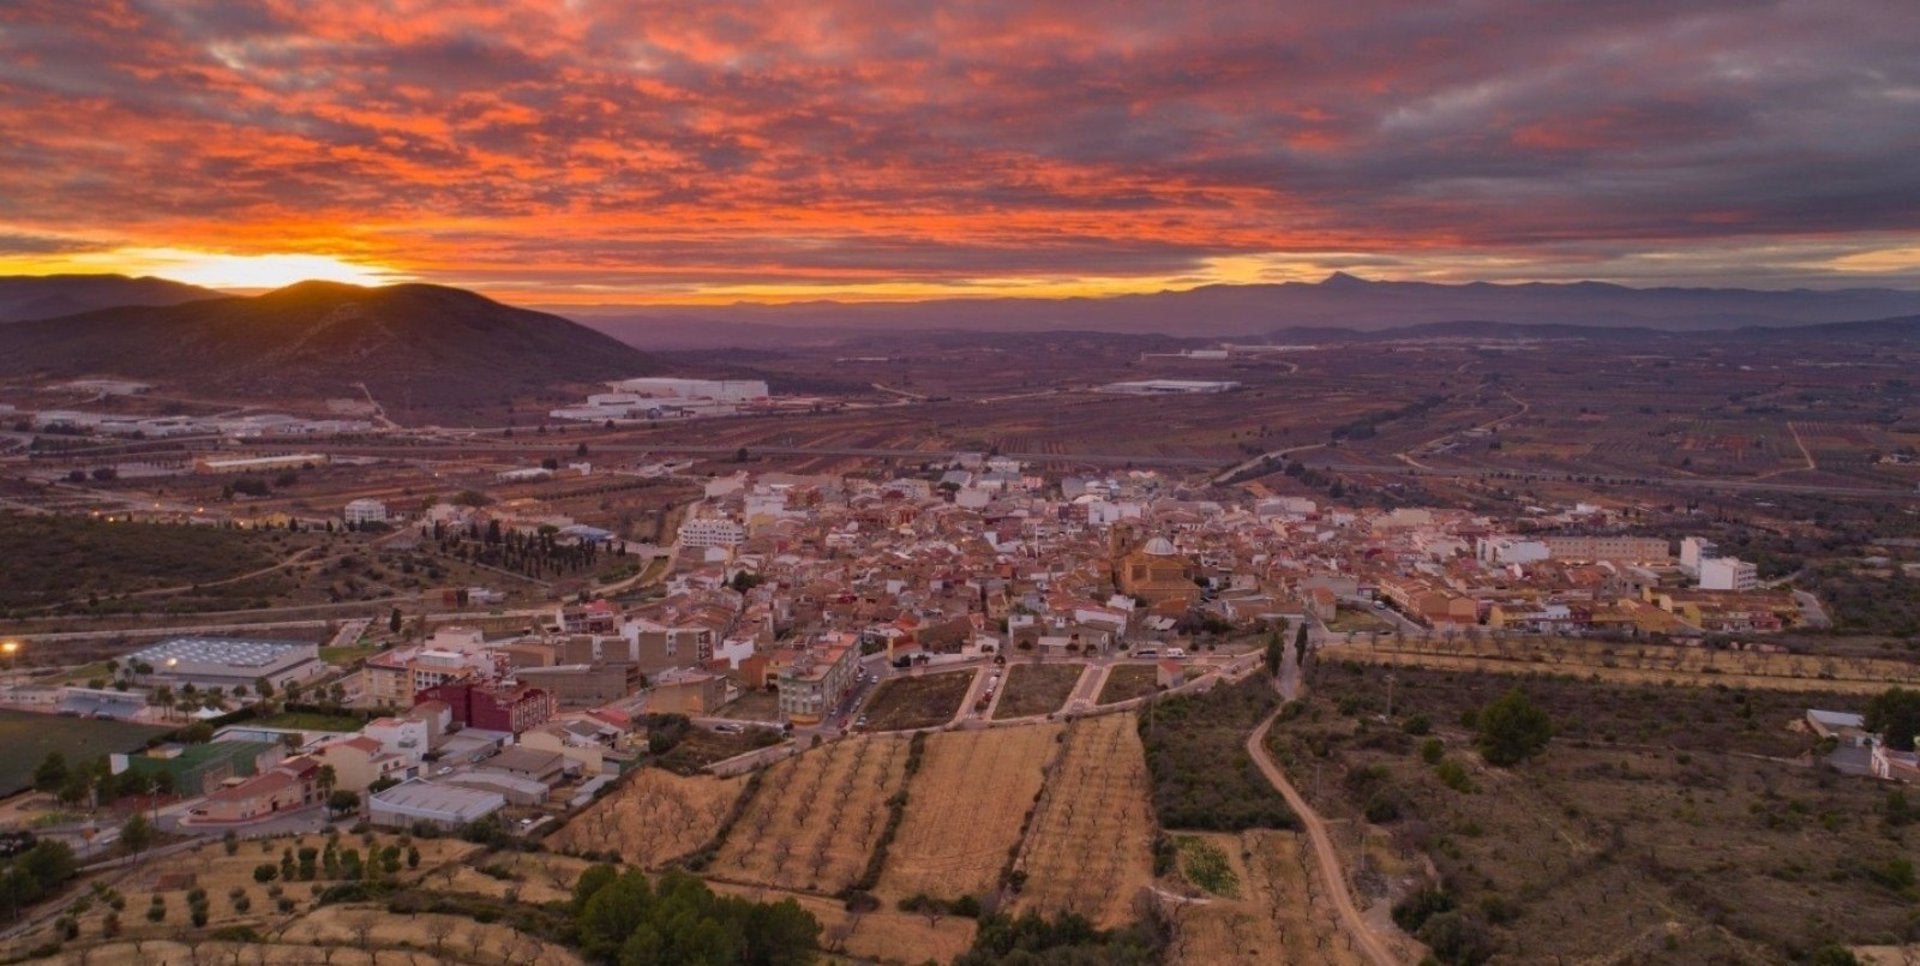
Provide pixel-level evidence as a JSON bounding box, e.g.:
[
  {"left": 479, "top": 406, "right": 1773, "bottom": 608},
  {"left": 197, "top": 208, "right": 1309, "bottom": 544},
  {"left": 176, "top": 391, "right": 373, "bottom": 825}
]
[{"left": 1474, "top": 689, "right": 1552, "bottom": 767}]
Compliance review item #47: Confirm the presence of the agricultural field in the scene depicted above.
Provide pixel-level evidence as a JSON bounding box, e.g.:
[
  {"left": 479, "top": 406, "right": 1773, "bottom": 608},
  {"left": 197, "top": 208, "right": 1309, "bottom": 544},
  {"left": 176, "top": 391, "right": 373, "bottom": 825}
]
[
  {"left": 860, "top": 670, "right": 975, "bottom": 731},
  {"left": 710, "top": 734, "right": 912, "bottom": 894},
  {"left": 990, "top": 663, "right": 1085, "bottom": 719},
  {"left": 0, "top": 709, "right": 170, "bottom": 796},
  {"left": 1097, "top": 663, "right": 1161, "bottom": 704},
  {"left": 547, "top": 769, "right": 745, "bottom": 868},
  {"left": 1320, "top": 633, "right": 1920, "bottom": 693},
  {"left": 1165, "top": 830, "right": 1366, "bottom": 966},
  {"left": 708, "top": 881, "right": 977, "bottom": 964},
  {"left": 1275, "top": 663, "right": 1917, "bottom": 962},
  {"left": 878, "top": 723, "right": 1062, "bottom": 903},
  {"left": 1013, "top": 713, "right": 1156, "bottom": 928},
  {"left": 1, "top": 830, "right": 488, "bottom": 962}
]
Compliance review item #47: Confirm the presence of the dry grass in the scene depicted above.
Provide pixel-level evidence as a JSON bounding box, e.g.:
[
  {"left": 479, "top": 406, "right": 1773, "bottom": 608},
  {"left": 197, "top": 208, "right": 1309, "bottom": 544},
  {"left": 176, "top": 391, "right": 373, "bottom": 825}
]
[
  {"left": 711, "top": 734, "right": 912, "bottom": 894},
  {"left": 1014, "top": 713, "right": 1156, "bottom": 928},
  {"left": 26, "top": 941, "right": 515, "bottom": 965},
  {"left": 1097, "top": 664, "right": 1162, "bottom": 704},
  {"left": 878, "top": 723, "right": 1063, "bottom": 902},
  {"left": 547, "top": 768, "right": 745, "bottom": 868},
  {"left": 1167, "top": 830, "right": 1367, "bottom": 966},
  {"left": 991, "top": 663, "right": 1086, "bottom": 719},
  {"left": 862, "top": 671, "right": 977, "bottom": 731}
]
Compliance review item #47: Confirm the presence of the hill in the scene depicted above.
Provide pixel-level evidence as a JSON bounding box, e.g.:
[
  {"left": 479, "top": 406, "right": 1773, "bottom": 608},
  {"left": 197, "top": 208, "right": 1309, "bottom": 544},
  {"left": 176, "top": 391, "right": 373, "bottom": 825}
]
[
  {"left": 563, "top": 274, "right": 1920, "bottom": 345},
  {"left": 0, "top": 273, "right": 222, "bottom": 322},
  {"left": 0, "top": 281, "right": 658, "bottom": 422}
]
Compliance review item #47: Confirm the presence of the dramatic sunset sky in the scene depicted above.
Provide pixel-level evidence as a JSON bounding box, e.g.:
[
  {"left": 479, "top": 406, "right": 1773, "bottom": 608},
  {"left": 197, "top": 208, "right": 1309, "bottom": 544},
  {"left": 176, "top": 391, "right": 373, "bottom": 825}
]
[{"left": 1, "top": 1, "right": 1917, "bottom": 303}]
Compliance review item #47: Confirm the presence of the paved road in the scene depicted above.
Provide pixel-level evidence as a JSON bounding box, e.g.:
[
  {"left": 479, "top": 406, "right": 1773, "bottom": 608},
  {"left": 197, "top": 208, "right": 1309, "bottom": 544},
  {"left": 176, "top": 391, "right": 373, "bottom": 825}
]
[{"left": 1245, "top": 649, "right": 1404, "bottom": 966}]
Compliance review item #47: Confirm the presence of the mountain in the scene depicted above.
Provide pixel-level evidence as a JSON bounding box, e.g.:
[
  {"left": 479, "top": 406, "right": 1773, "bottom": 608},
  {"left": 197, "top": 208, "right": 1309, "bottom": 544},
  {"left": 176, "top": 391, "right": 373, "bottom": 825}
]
[
  {"left": 0, "top": 274, "right": 223, "bottom": 323},
  {"left": 0, "top": 281, "right": 658, "bottom": 421},
  {"left": 561, "top": 275, "right": 1920, "bottom": 346}
]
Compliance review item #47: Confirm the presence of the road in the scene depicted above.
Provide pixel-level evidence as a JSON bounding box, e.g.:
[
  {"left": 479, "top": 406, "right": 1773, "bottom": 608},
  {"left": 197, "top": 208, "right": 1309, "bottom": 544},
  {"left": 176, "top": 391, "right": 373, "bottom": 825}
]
[{"left": 1244, "top": 647, "right": 1405, "bottom": 966}]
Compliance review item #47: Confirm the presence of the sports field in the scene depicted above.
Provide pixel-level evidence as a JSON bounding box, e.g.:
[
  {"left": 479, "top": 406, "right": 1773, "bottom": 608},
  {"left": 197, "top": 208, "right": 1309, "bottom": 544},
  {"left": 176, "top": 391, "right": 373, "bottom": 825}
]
[{"left": 0, "top": 708, "right": 171, "bottom": 796}]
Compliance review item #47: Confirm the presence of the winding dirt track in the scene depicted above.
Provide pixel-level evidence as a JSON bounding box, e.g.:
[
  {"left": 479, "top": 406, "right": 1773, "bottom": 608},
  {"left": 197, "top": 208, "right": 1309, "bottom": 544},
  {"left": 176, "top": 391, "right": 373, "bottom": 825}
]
[{"left": 1247, "top": 690, "right": 1403, "bottom": 966}]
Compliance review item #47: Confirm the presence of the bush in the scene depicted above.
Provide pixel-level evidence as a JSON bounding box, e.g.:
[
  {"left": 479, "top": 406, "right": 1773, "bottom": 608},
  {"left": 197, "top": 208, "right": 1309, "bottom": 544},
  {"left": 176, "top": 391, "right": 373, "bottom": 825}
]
[
  {"left": 1392, "top": 887, "right": 1455, "bottom": 932},
  {"left": 1474, "top": 688, "right": 1552, "bottom": 767},
  {"left": 1436, "top": 759, "right": 1476, "bottom": 793},
  {"left": 1139, "top": 678, "right": 1293, "bottom": 831}
]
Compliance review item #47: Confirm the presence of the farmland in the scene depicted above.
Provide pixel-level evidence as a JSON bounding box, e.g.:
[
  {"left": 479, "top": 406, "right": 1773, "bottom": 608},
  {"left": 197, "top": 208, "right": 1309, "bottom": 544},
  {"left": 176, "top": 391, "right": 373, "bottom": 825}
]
[
  {"left": 546, "top": 769, "right": 745, "bottom": 868},
  {"left": 878, "top": 723, "right": 1062, "bottom": 902},
  {"left": 1013, "top": 713, "right": 1157, "bottom": 928},
  {"left": 861, "top": 670, "right": 975, "bottom": 731},
  {"left": 1166, "top": 830, "right": 1366, "bottom": 966},
  {"left": 990, "top": 662, "right": 1085, "bottom": 719},
  {"left": 0, "top": 709, "right": 170, "bottom": 796},
  {"left": 710, "top": 733, "right": 912, "bottom": 893}
]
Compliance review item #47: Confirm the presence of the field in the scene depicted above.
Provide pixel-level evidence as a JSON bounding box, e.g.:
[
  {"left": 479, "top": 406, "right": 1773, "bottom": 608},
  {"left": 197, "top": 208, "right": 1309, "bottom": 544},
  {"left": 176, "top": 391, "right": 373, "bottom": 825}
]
[
  {"left": 1321, "top": 633, "right": 1920, "bottom": 693},
  {"left": 1, "top": 830, "right": 492, "bottom": 962},
  {"left": 860, "top": 670, "right": 975, "bottom": 731},
  {"left": 1013, "top": 713, "right": 1156, "bottom": 928},
  {"left": 0, "top": 514, "right": 279, "bottom": 615},
  {"left": 1274, "top": 662, "right": 1919, "bottom": 961},
  {"left": 254, "top": 710, "right": 366, "bottom": 732},
  {"left": 709, "top": 881, "right": 977, "bottom": 964},
  {"left": 710, "top": 734, "right": 912, "bottom": 893},
  {"left": 877, "top": 723, "right": 1063, "bottom": 902},
  {"left": 1097, "top": 663, "right": 1161, "bottom": 704},
  {"left": 0, "top": 709, "right": 170, "bottom": 795},
  {"left": 1166, "top": 830, "right": 1366, "bottom": 966},
  {"left": 990, "top": 663, "right": 1085, "bottom": 719},
  {"left": 651, "top": 725, "right": 785, "bottom": 775},
  {"left": 547, "top": 768, "right": 745, "bottom": 868}
]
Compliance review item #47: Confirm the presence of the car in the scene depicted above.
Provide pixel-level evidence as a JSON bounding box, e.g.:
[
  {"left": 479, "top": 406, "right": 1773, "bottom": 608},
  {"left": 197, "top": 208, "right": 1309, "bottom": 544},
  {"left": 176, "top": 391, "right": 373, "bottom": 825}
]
[
  {"left": 1133, "top": 648, "right": 1159, "bottom": 658},
  {"left": 712, "top": 723, "right": 742, "bottom": 734},
  {"left": 855, "top": 714, "right": 869, "bottom": 727},
  {"left": 1165, "top": 647, "right": 1186, "bottom": 658}
]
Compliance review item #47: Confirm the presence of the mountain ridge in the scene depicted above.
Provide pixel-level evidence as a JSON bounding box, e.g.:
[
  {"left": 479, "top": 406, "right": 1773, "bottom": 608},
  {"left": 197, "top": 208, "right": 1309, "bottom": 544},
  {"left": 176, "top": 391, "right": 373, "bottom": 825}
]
[
  {"left": 0, "top": 273, "right": 224, "bottom": 323},
  {"left": 0, "top": 281, "right": 658, "bottom": 423}
]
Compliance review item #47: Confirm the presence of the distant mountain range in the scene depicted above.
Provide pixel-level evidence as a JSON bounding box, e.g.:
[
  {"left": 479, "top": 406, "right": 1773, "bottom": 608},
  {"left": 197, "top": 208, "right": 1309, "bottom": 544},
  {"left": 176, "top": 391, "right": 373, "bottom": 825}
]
[
  {"left": 0, "top": 274, "right": 221, "bottom": 323},
  {"left": 563, "top": 273, "right": 1920, "bottom": 347},
  {"left": 0, "top": 280, "right": 657, "bottom": 419}
]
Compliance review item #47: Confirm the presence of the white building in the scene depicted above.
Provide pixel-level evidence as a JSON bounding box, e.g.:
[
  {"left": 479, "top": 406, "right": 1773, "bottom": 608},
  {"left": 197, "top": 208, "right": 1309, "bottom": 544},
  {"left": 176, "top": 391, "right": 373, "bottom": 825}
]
[
  {"left": 368, "top": 779, "right": 506, "bottom": 830},
  {"left": 343, "top": 498, "right": 388, "bottom": 526},
  {"left": 1679, "top": 537, "right": 1718, "bottom": 575},
  {"left": 606, "top": 378, "right": 769, "bottom": 402},
  {"left": 1477, "top": 536, "right": 1549, "bottom": 565},
  {"left": 1096, "top": 379, "right": 1241, "bottom": 395},
  {"left": 1698, "top": 557, "right": 1758, "bottom": 591},
  {"left": 679, "top": 517, "right": 746, "bottom": 549}
]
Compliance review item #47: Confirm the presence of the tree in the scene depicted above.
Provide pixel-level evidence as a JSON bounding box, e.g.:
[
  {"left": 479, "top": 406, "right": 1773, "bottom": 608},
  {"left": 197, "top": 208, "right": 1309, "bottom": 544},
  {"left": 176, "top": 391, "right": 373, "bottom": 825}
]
[
  {"left": 1475, "top": 688, "right": 1553, "bottom": 766},
  {"left": 1867, "top": 686, "right": 1920, "bottom": 752},
  {"left": 1293, "top": 621, "right": 1309, "bottom": 666},
  {"left": 1263, "top": 629, "right": 1283, "bottom": 679},
  {"left": 120, "top": 813, "right": 155, "bottom": 856},
  {"left": 389, "top": 607, "right": 403, "bottom": 634},
  {"left": 327, "top": 790, "right": 360, "bottom": 817},
  {"left": 32, "top": 752, "right": 68, "bottom": 793},
  {"left": 316, "top": 765, "right": 338, "bottom": 800}
]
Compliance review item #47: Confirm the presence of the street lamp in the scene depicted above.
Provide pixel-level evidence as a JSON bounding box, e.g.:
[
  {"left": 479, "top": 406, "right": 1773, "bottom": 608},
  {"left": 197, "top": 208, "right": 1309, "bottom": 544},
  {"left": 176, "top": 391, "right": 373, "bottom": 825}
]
[{"left": 1, "top": 641, "right": 18, "bottom": 685}]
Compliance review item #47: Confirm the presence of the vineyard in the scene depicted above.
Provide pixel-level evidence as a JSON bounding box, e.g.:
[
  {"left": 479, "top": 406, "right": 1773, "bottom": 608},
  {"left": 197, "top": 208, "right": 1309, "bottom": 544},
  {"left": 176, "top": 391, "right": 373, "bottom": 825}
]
[
  {"left": 1166, "top": 830, "right": 1367, "bottom": 966},
  {"left": 546, "top": 769, "right": 744, "bottom": 868},
  {"left": 878, "top": 723, "right": 1063, "bottom": 902},
  {"left": 1012, "top": 713, "right": 1156, "bottom": 928},
  {"left": 710, "top": 734, "right": 912, "bottom": 893}
]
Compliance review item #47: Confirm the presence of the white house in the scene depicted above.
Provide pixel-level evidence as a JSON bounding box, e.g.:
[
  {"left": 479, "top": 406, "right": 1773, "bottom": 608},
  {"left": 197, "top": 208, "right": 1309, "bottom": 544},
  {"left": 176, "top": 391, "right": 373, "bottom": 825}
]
[{"left": 344, "top": 498, "right": 388, "bottom": 526}]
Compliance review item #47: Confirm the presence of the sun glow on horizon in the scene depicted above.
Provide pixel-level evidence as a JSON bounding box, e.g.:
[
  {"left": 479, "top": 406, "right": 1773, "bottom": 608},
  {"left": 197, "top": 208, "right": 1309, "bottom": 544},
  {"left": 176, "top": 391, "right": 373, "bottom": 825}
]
[{"left": 0, "top": 246, "right": 406, "bottom": 291}]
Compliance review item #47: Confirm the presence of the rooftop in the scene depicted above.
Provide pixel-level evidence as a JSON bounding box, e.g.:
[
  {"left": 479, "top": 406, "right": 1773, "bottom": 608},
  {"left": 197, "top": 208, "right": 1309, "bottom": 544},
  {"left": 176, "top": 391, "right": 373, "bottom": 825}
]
[{"left": 129, "top": 636, "right": 313, "bottom": 670}]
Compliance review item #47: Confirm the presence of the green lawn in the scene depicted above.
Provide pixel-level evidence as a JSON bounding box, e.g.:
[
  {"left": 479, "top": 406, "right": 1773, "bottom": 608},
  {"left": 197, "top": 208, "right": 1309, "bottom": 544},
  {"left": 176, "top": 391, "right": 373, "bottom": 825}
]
[
  {"left": 254, "top": 711, "right": 365, "bottom": 732},
  {"left": 0, "top": 709, "right": 171, "bottom": 796},
  {"left": 319, "top": 644, "right": 384, "bottom": 666}
]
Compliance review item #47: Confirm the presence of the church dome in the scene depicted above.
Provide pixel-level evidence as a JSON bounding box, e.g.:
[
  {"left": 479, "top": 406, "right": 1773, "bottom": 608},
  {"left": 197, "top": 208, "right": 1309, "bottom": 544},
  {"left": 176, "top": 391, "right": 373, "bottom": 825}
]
[{"left": 1142, "top": 537, "right": 1178, "bottom": 556}]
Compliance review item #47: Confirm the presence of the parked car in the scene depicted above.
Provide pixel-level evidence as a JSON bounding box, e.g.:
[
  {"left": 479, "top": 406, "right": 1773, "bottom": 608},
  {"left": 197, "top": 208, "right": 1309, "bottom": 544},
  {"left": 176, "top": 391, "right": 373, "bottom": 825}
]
[{"left": 713, "top": 722, "right": 742, "bottom": 734}]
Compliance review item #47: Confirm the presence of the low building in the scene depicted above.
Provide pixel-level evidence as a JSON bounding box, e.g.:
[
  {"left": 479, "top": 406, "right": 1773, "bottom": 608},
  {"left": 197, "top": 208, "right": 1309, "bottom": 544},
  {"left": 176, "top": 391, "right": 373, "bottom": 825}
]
[
  {"left": 679, "top": 518, "right": 746, "bottom": 550},
  {"left": 185, "top": 758, "right": 322, "bottom": 824},
  {"left": 115, "top": 739, "right": 283, "bottom": 797},
  {"left": 128, "top": 636, "right": 326, "bottom": 692},
  {"left": 368, "top": 779, "right": 506, "bottom": 830},
  {"left": 476, "top": 746, "right": 568, "bottom": 786},
  {"left": 309, "top": 735, "right": 420, "bottom": 793},
  {"left": 648, "top": 667, "right": 729, "bottom": 715},
  {"left": 344, "top": 499, "right": 388, "bottom": 526}
]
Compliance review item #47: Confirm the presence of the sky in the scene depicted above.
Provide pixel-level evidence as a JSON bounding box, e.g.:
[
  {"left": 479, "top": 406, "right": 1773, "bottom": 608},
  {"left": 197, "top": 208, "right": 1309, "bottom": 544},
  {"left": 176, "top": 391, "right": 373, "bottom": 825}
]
[{"left": 1, "top": 1, "right": 1918, "bottom": 304}]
